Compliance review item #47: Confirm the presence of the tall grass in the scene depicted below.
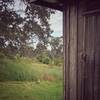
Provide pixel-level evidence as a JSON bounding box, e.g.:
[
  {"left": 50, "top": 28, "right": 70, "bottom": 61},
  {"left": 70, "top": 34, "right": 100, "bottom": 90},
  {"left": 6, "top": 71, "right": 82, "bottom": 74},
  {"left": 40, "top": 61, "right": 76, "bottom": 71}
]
[{"left": 0, "top": 57, "right": 62, "bottom": 82}]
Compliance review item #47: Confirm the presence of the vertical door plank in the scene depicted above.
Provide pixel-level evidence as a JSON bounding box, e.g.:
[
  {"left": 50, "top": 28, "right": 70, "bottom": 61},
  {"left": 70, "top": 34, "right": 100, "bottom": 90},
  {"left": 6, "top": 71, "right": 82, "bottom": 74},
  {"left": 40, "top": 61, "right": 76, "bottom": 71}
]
[
  {"left": 63, "top": 5, "right": 70, "bottom": 100},
  {"left": 94, "top": 15, "right": 100, "bottom": 100},
  {"left": 77, "top": 1, "right": 85, "bottom": 100},
  {"left": 86, "top": 16, "right": 95, "bottom": 100}
]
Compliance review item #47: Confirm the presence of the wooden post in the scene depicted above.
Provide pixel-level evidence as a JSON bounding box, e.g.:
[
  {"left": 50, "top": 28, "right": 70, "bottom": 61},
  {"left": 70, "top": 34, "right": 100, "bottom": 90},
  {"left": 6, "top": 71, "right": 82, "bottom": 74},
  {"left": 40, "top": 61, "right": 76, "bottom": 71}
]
[{"left": 63, "top": 0, "right": 78, "bottom": 100}]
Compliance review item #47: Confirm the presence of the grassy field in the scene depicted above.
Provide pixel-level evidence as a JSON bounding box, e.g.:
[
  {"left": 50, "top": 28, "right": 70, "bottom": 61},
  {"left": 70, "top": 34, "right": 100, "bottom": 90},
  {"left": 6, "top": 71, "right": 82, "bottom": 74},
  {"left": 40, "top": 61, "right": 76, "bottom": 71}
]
[
  {"left": 0, "top": 81, "right": 63, "bottom": 100},
  {"left": 0, "top": 57, "right": 63, "bottom": 100},
  {"left": 0, "top": 57, "right": 62, "bottom": 81}
]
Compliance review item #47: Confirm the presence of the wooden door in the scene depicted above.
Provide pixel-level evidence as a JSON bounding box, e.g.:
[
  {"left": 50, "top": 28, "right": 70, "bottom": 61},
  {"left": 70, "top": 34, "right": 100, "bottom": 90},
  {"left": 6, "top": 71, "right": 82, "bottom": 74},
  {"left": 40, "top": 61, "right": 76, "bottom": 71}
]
[
  {"left": 64, "top": 1, "right": 100, "bottom": 100},
  {"left": 82, "top": 13, "right": 100, "bottom": 100}
]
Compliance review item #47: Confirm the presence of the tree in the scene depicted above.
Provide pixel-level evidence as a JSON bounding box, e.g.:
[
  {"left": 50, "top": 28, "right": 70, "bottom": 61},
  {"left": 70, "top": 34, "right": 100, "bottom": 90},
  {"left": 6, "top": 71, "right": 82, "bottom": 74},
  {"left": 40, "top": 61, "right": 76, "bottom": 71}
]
[
  {"left": 49, "top": 36, "right": 63, "bottom": 66},
  {"left": 49, "top": 36, "right": 63, "bottom": 58},
  {"left": 33, "top": 42, "right": 47, "bottom": 56},
  {"left": 0, "top": 0, "right": 54, "bottom": 56},
  {"left": 19, "top": 45, "right": 34, "bottom": 58}
]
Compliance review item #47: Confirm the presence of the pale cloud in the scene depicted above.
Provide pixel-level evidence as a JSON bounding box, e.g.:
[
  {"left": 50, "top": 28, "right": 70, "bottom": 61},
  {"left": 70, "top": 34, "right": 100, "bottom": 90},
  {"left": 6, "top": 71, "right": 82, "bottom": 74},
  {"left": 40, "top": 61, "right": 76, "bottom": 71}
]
[
  {"left": 14, "top": 0, "right": 26, "bottom": 18},
  {"left": 50, "top": 11, "right": 63, "bottom": 37}
]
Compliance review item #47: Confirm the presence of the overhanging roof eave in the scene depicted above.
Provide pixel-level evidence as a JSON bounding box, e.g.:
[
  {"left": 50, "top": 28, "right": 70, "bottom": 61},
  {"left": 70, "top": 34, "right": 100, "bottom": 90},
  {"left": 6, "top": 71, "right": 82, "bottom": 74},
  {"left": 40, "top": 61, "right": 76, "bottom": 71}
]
[{"left": 30, "top": 0, "right": 64, "bottom": 11}]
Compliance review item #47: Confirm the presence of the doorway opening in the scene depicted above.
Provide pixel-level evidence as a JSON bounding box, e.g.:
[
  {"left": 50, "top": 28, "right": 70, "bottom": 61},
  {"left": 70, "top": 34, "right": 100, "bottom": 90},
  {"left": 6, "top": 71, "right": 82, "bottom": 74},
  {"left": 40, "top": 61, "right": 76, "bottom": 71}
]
[{"left": 0, "top": 0, "right": 63, "bottom": 100}]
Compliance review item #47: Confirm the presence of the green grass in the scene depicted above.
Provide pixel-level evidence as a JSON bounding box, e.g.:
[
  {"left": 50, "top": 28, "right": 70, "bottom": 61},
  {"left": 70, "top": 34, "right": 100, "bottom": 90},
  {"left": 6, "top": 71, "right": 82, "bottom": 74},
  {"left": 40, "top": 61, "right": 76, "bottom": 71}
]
[
  {"left": 0, "top": 57, "right": 62, "bottom": 81},
  {"left": 0, "top": 81, "right": 63, "bottom": 100},
  {"left": 0, "top": 57, "right": 63, "bottom": 100}
]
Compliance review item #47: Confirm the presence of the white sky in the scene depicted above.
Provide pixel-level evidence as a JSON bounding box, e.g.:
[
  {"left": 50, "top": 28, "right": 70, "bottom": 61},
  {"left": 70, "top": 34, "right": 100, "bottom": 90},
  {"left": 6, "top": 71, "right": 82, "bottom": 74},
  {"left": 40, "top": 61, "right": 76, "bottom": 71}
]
[{"left": 50, "top": 11, "right": 63, "bottom": 37}]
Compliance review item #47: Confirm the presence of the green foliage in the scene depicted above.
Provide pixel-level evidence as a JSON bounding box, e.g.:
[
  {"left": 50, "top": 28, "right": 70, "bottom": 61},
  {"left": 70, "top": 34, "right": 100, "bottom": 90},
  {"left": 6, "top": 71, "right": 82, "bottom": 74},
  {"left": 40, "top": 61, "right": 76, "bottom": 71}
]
[
  {"left": 36, "top": 51, "right": 63, "bottom": 66},
  {"left": 37, "top": 55, "right": 43, "bottom": 62},
  {"left": 42, "top": 57, "right": 50, "bottom": 64},
  {"left": 49, "top": 37, "right": 63, "bottom": 57},
  {"left": 0, "top": 0, "right": 54, "bottom": 57},
  {"left": 36, "top": 51, "right": 51, "bottom": 64}
]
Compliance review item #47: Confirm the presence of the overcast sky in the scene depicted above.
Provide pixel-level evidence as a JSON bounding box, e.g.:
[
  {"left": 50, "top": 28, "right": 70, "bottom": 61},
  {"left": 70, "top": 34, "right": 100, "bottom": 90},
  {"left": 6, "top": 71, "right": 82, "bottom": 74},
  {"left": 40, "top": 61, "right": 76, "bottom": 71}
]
[{"left": 50, "top": 11, "right": 63, "bottom": 37}]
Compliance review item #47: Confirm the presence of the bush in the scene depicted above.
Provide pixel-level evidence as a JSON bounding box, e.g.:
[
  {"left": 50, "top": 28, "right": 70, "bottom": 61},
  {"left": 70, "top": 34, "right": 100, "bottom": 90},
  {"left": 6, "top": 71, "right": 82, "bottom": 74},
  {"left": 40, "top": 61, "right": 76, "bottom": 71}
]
[
  {"left": 37, "top": 55, "right": 43, "bottom": 62},
  {"left": 42, "top": 57, "right": 50, "bottom": 64},
  {"left": 37, "top": 53, "right": 51, "bottom": 64}
]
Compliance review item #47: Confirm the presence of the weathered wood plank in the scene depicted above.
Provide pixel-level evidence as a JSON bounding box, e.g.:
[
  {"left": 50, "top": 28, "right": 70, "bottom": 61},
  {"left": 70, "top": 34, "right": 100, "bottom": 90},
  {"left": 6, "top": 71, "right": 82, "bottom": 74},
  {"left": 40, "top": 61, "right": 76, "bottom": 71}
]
[
  {"left": 77, "top": 1, "right": 85, "bottom": 100},
  {"left": 69, "top": 4, "right": 78, "bottom": 100},
  {"left": 64, "top": 1, "right": 78, "bottom": 100},
  {"left": 94, "top": 15, "right": 100, "bottom": 100},
  {"left": 63, "top": 4, "right": 70, "bottom": 100},
  {"left": 85, "top": 16, "right": 95, "bottom": 100}
]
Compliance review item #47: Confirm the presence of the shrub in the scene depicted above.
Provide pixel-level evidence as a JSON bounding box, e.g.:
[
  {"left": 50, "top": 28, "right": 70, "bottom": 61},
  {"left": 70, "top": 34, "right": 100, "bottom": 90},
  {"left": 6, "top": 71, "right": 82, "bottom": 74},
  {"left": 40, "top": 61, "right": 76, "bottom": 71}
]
[
  {"left": 37, "top": 55, "right": 43, "bottom": 62},
  {"left": 37, "top": 54, "right": 51, "bottom": 64},
  {"left": 42, "top": 57, "right": 50, "bottom": 64}
]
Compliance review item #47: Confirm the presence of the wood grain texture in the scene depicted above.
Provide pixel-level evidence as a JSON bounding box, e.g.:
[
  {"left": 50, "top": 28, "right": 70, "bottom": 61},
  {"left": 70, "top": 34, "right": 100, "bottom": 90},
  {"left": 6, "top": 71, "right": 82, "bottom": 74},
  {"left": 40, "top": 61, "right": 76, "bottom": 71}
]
[
  {"left": 94, "top": 15, "right": 100, "bottom": 100},
  {"left": 64, "top": 1, "right": 78, "bottom": 100},
  {"left": 63, "top": 4, "right": 70, "bottom": 100},
  {"left": 64, "top": 0, "right": 100, "bottom": 100},
  {"left": 69, "top": 5, "right": 78, "bottom": 100},
  {"left": 77, "top": 1, "right": 85, "bottom": 100}
]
